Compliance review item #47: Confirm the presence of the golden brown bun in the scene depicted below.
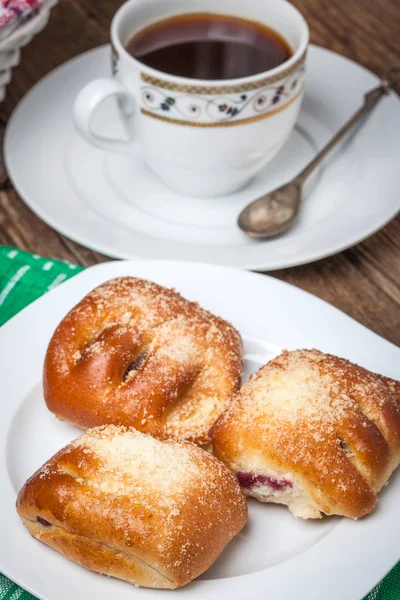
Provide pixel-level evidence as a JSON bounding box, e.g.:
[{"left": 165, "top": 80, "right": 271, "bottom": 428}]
[
  {"left": 17, "top": 425, "right": 247, "bottom": 589},
  {"left": 44, "top": 277, "right": 243, "bottom": 446},
  {"left": 211, "top": 350, "right": 400, "bottom": 519}
]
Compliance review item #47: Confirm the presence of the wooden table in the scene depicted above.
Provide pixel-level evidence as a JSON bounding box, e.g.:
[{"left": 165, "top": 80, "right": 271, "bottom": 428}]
[{"left": 0, "top": 0, "right": 399, "bottom": 344}]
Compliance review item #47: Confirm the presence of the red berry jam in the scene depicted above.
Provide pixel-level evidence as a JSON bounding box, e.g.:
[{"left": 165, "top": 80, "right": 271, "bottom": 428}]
[{"left": 237, "top": 471, "right": 293, "bottom": 491}]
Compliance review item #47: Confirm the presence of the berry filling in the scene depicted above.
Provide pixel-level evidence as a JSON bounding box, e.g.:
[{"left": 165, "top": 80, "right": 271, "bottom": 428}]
[
  {"left": 37, "top": 516, "right": 51, "bottom": 527},
  {"left": 124, "top": 353, "right": 148, "bottom": 381},
  {"left": 237, "top": 471, "right": 293, "bottom": 491}
]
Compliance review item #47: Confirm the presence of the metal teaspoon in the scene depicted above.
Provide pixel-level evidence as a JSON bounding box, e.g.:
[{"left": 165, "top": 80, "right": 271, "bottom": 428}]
[{"left": 238, "top": 66, "right": 400, "bottom": 239}]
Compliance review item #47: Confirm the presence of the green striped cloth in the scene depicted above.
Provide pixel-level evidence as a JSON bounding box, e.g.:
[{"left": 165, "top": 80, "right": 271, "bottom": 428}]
[
  {"left": 0, "top": 247, "right": 83, "bottom": 326},
  {"left": 0, "top": 245, "right": 399, "bottom": 600}
]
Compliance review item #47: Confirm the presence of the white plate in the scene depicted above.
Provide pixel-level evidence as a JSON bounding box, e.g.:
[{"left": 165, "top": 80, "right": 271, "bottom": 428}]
[
  {"left": 5, "top": 45, "right": 400, "bottom": 270},
  {"left": 1, "top": 260, "right": 399, "bottom": 600}
]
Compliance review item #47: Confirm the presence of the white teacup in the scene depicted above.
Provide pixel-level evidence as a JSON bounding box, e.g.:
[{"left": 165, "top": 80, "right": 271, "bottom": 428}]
[{"left": 74, "top": 0, "right": 309, "bottom": 197}]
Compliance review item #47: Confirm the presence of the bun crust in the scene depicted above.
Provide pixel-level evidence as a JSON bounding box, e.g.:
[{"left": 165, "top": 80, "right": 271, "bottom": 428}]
[
  {"left": 211, "top": 350, "right": 400, "bottom": 519},
  {"left": 44, "top": 277, "right": 243, "bottom": 446},
  {"left": 17, "top": 425, "right": 247, "bottom": 589}
]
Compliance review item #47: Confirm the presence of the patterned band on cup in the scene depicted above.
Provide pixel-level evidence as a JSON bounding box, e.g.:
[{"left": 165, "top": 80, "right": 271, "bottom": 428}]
[
  {"left": 111, "top": 46, "right": 306, "bottom": 127},
  {"left": 141, "top": 55, "right": 305, "bottom": 127}
]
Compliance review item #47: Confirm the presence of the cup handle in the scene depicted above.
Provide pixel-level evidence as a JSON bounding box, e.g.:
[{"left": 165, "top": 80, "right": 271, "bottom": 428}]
[{"left": 73, "top": 77, "right": 137, "bottom": 153}]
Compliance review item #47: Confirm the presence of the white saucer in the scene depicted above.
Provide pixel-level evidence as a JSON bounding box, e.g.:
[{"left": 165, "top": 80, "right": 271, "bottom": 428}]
[{"left": 5, "top": 45, "right": 400, "bottom": 270}]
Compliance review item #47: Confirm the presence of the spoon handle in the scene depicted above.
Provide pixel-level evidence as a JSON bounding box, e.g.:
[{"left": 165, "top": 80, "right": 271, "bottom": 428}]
[{"left": 296, "top": 67, "right": 400, "bottom": 184}]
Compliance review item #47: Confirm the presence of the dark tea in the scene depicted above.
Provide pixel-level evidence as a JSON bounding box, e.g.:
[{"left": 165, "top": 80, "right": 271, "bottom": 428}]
[{"left": 126, "top": 13, "right": 292, "bottom": 80}]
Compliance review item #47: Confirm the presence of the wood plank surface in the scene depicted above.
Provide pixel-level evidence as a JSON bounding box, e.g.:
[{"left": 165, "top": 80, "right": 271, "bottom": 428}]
[{"left": 0, "top": 0, "right": 399, "bottom": 344}]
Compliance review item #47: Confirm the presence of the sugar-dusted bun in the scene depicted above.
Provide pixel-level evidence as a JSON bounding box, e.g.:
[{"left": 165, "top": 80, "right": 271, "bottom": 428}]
[
  {"left": 17, "top": 425, "right": 247, "bottom": 589},
  {"left": 44, "top": 277, "right": 242, "bottom": 446},
  {"left": 211, "top": 350, "right": 400, "bottom": 519}
]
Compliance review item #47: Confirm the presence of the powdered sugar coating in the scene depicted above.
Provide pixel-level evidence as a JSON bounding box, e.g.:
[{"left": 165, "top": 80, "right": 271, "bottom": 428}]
[
  {"left": 212, "top": 349, "right": 400, "bottom": 519},
  {"left": 17, "top": 425, "right": 247, "bottom": 588},
  {"left": 44, "top": 277, "right": 243, "bottom": 445},
  {"left": 71, "top": 426, "right": 201, "bottom": 497}
]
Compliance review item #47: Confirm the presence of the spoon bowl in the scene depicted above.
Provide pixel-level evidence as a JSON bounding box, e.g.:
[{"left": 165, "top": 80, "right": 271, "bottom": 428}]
[{"left": 238, "top": 181, "right": 302, "bottom": 239}]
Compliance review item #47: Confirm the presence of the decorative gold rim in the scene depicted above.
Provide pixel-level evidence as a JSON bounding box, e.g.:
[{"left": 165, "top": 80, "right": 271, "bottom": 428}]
[
  {"left": 140, "top": 51, "right": 306, "bottom": 95},
  {"left": 140, "top": 88, "right": 303, "bottom": 127}
]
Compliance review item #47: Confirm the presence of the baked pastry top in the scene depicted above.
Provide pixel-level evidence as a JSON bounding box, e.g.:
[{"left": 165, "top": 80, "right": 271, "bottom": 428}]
[
  {"left": 44, "top": 277, "right": 243, "bottom": 446},
  {"left": 211, "top": 349, "right": 400, "bottom": 519},
  {"left": 17, "top": 425, "right": 247, "bottom": 589}
]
